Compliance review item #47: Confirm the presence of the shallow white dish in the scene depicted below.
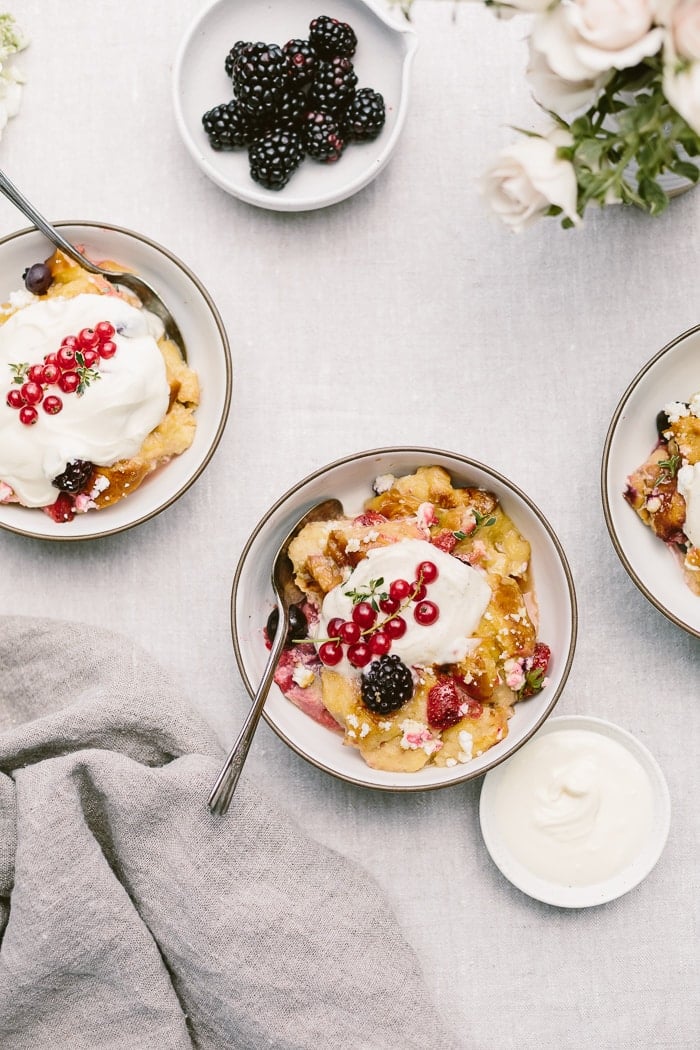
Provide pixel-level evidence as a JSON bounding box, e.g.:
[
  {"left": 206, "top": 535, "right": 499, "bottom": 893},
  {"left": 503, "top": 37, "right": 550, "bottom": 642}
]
[
  {"left": 231, "top": 447, "right": 578, "bottom": 791},
  {"left": 602, "top": 325, "right": 700, "bottom": 638},
  {"left": 172, "top": 0, "right": 417, "bottom": 211},
  {"left": 0, "top": 222, "right": 232, "bottom": 541},
  {"left": 479, "top": 715, "right": 671, "bottom": 908}
]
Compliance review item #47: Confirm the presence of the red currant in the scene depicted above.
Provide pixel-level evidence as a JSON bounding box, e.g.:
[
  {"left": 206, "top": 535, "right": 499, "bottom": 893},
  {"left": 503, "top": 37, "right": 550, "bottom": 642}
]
[
  {"left": 319, "top": 641, "right": 343, "bottom": 666},
  {"left": 339, "top": 620, "right": 361, "bottom": 645},
  {"left": 411, "top": 582, "right": 428, "bottom": 603},
  {"left": 352, "top": 602, "right": 377, "bottom": 629},
  {"left": 43, "top": 352, "right": 58, "bottom": 365},
  {"left": 327, "top": 617, "right": 345, "bottom": 640},
  {"left": 6, "top": 389, "right": 24, "bottom": 409},
  {"left": 60, "top": 335, "right": 79, "bottom": 350},
  {"left": 347, "top": 642, "right": 372, "bottom": 667},
  {"left": 43, "top": 395, "right": 63, "bottom": 415},
  {"left": 78, "top": 327, "right": 100, "bottom": 350},
  {"left": 369, "top": 631, "right": 391, "bottom": 656},
  {"left": 414, "top": 600, "right": 439, "bottom": 626},
  {"left": 56, "top": 345, "right": 77, "bottom": 370},
  {"left": 41, "top": 362, "right": 61, "bottom": 384},
  {"left": 20, "top": 381, "right": 44, "bottom": 405},
  {"left": 385, "top": 616, "right": 407, "bottom": 639},
  {"left": 81, "top": 348, "right": 100, "bottom": 368},
  {"left": 389, "top": 578, "right": 412, "bottom": 603},
  {"left": 416, "top": 560, "right": 439, "bottom": 584},
  {"left": 19, "top": 405, "right": 38, "bottom": 426},
  {"left": 95, "top": 320, "right": 116, "bottom": 341},
  {"left": 27, "top": 364, "right": 45, "bottom": 384},
  {"left": 58, "top": 371, "right": 80, "bottom": 394},
  {"left": 99, "top": 339, "right": 117, "bottom": 359},
  {"left": 379, "top": 596, "right": 399, "bottom": 615}
]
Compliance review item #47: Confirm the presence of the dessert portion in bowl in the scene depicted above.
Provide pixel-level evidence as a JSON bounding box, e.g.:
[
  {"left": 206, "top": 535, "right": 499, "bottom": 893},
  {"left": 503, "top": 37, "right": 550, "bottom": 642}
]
[
  {"left": 0, "top": 249, "right": 199, "bottom": 523},
  {"left": 625, "top": 391, "right": 700, "bottom": 594},
  {"left": 265, "top": 466, "right": 552, "bottom": 774}
]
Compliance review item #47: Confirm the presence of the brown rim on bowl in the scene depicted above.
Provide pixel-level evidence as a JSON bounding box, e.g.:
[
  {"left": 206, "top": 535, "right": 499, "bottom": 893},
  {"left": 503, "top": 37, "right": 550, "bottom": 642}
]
[
  {"left": 601, "top": 322, "right": 700, "bottom": 641},
  {"left": 0, "top": 220, "right": 232, "bottom": 542},
  {"left": 230, "top": 446, "right": 578, "bottom": 791}
]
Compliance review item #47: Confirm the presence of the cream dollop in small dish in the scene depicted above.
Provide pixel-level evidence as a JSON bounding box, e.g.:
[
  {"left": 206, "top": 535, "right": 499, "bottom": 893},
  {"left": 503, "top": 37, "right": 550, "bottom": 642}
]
[
  {"left": 231, "top": 448, "right": 577, "bottom": 791},
  {"left": 0, "top": 222, "right": 231, "bottom": 541},
  {"left": 479, "top": 715, "right": 671, "bottom": 908}
]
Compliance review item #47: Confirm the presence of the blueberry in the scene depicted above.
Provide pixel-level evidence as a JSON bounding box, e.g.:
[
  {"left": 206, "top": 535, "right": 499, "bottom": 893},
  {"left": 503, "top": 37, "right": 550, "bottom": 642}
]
[
  {"left": 266, "top": 604, "right": 308, "bottom": 647},
  {"left": 23, "top": 262, "right": 52, "bottom": 295}
]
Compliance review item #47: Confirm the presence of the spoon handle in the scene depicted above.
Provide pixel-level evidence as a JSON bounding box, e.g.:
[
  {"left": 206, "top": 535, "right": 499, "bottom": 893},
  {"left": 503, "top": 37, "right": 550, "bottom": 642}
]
[
  {"left": 207, "top": 602, "right": 289, "bottom": 815},
  {"left": 0, "top": 168, "right": 94, "bottom": 270}
]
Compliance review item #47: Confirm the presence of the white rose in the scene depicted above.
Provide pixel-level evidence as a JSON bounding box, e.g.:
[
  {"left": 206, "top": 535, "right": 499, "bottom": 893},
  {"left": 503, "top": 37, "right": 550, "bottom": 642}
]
[
  {"left": 531, "top": 1, "right": 665, "bottom": 82},
  {"left": 664, "top": 55, "right": 700, "bottom": 133},
  {"left": 527, "top": 38, "right": 608, "bottom": 111},
  {"left": 669, "top": 0, "right": 700, "bottom": 60},
  {"left": 480, "top": 129, "right": 581, "bottom": 232}
]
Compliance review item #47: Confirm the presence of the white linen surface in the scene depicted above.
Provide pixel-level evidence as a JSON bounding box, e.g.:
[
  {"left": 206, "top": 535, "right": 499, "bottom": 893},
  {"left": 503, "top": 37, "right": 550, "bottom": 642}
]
[{"left": 0, "top": 2, "right": 698, "bottom": 1048}]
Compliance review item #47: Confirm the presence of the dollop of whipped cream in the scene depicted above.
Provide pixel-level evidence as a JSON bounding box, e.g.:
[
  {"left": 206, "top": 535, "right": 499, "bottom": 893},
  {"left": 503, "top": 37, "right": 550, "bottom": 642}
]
[
  {"left": 315, "top": 538, "right": 491, "bottom": 670},
  {"left": 677, "top": 461, "right": 700, "bottom": 548},
  {"left": 0, "top": 293, "right": 169, "bottom": 506}
]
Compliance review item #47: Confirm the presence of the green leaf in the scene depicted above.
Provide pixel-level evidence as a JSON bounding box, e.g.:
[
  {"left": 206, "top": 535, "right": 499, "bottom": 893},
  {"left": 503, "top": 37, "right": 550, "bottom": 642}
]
[
  {"left": 638, "top": 176, "right": 669, "bottom": 215},
  {"left": 669, "top": 159, "right": 700, "bottom": 184}
]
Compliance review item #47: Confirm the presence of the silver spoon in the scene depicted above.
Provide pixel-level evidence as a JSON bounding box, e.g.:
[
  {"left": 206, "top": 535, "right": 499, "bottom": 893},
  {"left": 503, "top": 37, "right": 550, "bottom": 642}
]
[
  {"left": 208, "top": 497, "right": 344, "bottom": 815},
  {"left": 0, "top": 168, "right": 187, "bottom": 358}
]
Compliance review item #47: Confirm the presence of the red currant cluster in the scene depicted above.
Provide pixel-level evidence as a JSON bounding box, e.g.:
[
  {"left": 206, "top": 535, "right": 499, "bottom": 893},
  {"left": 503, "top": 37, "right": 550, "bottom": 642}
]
[
  {"left": 5, "top": 321, "right": 117, "bottom": 426},
  {"left": 318, "top": 559, "right": 440, "bottom": 669}
]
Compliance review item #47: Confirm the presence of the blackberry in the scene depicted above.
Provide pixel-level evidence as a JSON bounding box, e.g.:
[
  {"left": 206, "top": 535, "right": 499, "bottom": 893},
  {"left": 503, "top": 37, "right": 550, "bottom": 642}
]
[
  {"left": 248, "top": 128, "right": 304, "bottom": 190},
  {"left": 234, "top": 41, "right": 289, "bottom": 119},
  {"left": 274, "top": 85, "right": 308, "bottom": 129},
  {"left": 344, "top": 87, "right": 386, "bottom": 142},
  {"left": 202, "top": 100, "right": 257, "bottom": 150},
  {"left": 283, "top": 38, "right": 317, "bottom": 85},
  {"left": 361, "top": 655, "right": 413, "bottom": 715},
  {"left": 308, "top": 15, "right": 357, "bottom": 58},
  {"left": 52, "top": 460, "right": 94, "bottom": 494},
  {"left": 23, "top": 262, "right": 52, "bottom": 295},
  {"left": 302, "top": 110, "right": 345, "bottom": 162},
  {"left": 266, "top": 604, "right": 308, "bottom": 648},
  {"left": 309, "top": 56, "right": 357, "bottom": 114},
  {"left": 224, "top": 40, "right": 249, "bottom": 79}
]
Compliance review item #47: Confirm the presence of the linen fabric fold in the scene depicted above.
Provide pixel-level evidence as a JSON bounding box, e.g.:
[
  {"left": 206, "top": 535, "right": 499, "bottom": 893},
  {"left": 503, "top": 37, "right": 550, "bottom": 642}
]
[{"left": 0, "top": 616, "right": 459, "bottom": 1050}]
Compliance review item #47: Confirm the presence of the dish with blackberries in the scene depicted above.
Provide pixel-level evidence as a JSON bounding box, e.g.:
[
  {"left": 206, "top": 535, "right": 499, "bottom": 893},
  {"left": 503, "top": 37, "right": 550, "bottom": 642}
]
[
  {"left": 173, "top": 0, "right": 417, "bottom": 211},
  {"left": 603, "top": 324, "right": 700, "bottom": 638},
  {"left": 0, "top": 222, "right": 231, "bottom": 541},
  {"left": 231, "top": 448, "right": 577, "bottom": 790}
]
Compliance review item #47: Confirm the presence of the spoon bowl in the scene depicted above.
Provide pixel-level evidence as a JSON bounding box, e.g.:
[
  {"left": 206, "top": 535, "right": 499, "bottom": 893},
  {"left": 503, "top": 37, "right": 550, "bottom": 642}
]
[
  {"left": 208, "top": 496, "right": 344, "bottom": 814},
  {"left": 0, "top": 169, "right": 187, "bottom": 357}
]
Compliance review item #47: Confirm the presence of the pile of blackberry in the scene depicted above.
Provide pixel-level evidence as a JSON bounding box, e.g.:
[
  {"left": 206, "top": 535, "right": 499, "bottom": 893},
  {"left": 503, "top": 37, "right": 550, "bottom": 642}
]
[{"left": 201, "top": 14, "right": 386, "bottom": 191}]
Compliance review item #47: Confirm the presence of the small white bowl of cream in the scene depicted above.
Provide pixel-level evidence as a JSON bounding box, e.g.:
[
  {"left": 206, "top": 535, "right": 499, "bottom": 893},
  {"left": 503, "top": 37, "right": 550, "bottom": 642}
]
[{"left": 479, "top": 715, "right": 670, "bottom": 908}]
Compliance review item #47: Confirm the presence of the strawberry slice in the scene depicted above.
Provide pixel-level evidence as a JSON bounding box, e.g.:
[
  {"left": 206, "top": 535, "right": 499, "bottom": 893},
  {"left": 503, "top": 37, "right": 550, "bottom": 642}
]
[
  {"left": 519, "top": 643, "right": 551, "bottom": 698},
  {"left": 427, "top": 676, "right": 483, "bottom": 731}
]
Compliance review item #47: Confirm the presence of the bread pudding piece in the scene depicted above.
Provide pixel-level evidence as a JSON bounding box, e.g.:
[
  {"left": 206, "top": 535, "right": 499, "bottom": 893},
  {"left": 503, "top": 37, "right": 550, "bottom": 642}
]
[
  {"left": 0, "top": 250, "right": 199, "bottom": 522},
  {"left": 270, "top": 466, "right": 551, "bottom": 774},
  {"left": 624, "top": 396, "right": 700, "bottom": 595}
]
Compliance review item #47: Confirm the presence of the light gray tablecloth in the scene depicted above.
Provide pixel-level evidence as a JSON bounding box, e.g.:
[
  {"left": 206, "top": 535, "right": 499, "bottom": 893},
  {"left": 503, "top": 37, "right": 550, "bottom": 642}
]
[{"left": 0, "top": 2, "right": 698, "bottom": 1048}]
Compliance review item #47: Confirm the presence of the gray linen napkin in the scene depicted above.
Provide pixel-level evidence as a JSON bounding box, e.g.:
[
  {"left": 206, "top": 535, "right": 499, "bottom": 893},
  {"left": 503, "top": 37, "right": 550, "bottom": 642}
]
[{"left": 0, "top": 616, "right": 459, "bottom": 1050}]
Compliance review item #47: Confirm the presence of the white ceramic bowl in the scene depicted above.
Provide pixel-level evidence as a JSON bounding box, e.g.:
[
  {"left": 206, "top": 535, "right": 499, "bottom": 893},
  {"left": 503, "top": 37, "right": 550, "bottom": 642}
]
[
  {"left": 479, "top": 715, "right": 671, "bottom": 908},
  {"left": 172, "top": 0, "right": 417, "bottom": 211},
  {"left": 0, "top": 222, "right": 232, "bottom": 541},
  {"left": 602, "top": 325, "right": 700, "bottom": 638},
  {"left": 231, "top": 447, "right": 578, "bottom": 790}
]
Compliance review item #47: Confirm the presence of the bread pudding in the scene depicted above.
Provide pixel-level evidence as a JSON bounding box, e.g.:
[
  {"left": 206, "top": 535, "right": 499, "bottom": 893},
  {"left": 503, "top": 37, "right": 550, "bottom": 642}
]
[
  {"left": 266, "top": 466, "right": 552, "bottom": 773},
  {"left": 0, "top": 250, "right": 199, "bottom": 522},
  {"left": 625, "top": 393, "right": 700, "bottom": 594}
]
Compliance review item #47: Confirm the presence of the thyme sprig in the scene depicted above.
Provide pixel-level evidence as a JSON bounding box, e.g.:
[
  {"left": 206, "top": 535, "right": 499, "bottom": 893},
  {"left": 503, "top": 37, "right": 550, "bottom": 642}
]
[{"left": 655, "top": 453, "right": 682, "bottom": 487}]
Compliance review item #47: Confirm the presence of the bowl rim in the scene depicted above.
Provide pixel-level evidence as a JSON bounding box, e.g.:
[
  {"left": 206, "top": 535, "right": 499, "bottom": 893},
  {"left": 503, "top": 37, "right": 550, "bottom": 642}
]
[
  {"left": 601, "top": 321, "right": 700, "bottom": 640},
  {"left": 479, "top": 713, "right": 672, "bottom": 908},
  {"left": 0, "top": 219, "right": 233, "bottom": 542},
  {"left": 230, "top": 445, "right": 579, "bottom": 791},
  {"left": 171, "top": 0, "right": 419, "bottom": 213}
]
